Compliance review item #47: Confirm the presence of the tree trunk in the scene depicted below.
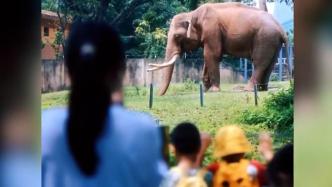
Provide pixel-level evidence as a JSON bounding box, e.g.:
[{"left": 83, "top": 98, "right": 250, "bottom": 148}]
[{"left": 258, "top": 0, "right": 268, "bottom": 11}]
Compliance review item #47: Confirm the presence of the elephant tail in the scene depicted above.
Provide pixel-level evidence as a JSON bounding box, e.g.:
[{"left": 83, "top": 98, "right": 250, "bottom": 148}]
[{"left": 281, "top": 32, "right": 293, "bottom": 81}]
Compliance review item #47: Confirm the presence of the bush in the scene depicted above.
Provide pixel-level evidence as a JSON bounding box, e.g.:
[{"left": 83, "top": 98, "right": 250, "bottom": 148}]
[
  {"left": 183, "top": 79, "right": 198, "bottom": 91},
  {"left": 124, "top": 86, "right": 147, "bottom": 97},
  {"left": 166, "top": 79, "right": 199, "bottom": 95},
  {"left": 239, "top": 84, "right": 294, "bottom": 132},
  {"left": 270, "top": 73, "right": 279, "bottom": 81}
]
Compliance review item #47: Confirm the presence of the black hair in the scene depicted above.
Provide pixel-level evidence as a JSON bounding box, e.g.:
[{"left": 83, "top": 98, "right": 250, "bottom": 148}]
[
  {"left": 65, "top": 21, "right": 125, "bottom": 176},
  {"left": 267, "top": 144, "right": 293, "bottom": 187},
  {"left": 170, "top": 122, "right": 201, "bottom": 155}
]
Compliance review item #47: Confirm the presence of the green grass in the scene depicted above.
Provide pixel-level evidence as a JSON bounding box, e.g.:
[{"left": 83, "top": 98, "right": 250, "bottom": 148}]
[{"left": 42, "top": 81, "right": 291, "bottom": 164}]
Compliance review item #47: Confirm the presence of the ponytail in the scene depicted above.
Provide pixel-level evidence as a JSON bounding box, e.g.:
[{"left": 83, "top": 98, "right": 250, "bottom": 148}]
[{"left": 65, "top": 21, "right": 125, "bottom": 176}]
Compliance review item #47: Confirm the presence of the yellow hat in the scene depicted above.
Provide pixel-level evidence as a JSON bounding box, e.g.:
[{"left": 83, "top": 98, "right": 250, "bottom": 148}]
[{"left": 213, "top": 125, "right": 251, "bottom": 158}]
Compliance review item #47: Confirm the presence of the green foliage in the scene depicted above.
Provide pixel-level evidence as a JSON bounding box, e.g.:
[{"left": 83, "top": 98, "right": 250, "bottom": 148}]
[
  {"left": 222, "top": 55, "right": 241, "bottom": 70},
  {"left": 42, "top": 0, "right": 294, "bottom": 59},
  {"left": 52, "top": 31, "right": 65, "bottom": 59},
  {"left": 135, "top": 21, "right": 168, "bottom": 58},
  {"left": 239, "top": 84, "right": 293, "bottom": 136},
  {"left": 42, "top": 0, "right": 57, "bottom": 12},
  {"left": 287, "top": 29, "right": 294, "bottom": 44},
  {"left": 54, "top": 31, "right": 64, "bottom": 46},
  {"left": 42, "top": 90, "right": 69, "bottom": 108},
  {"left": 131, "top": 0, "right": 188, "bottom": 57},
  {"left": 269, "top": 73, "right": 279, "bottom": 81},
  {"left": 124, "top": 86, "right": 147, "bottom": 97},
  {"left": 183, "top": 79, "right": 198, "bottom": 91},
  {"left": 163, "top": 80, "right": 199, "bottom": 95}
]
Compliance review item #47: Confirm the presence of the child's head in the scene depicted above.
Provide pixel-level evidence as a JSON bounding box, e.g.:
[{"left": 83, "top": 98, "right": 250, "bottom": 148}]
[
  {"left": 214, "top": 125, "right": 251, "bottom": 162},
  {"left": 170, "top": 122, "right": 201, "bottom": 161},
  {"left": 267, "top": 144, "right": 293, "bottom": 187}
]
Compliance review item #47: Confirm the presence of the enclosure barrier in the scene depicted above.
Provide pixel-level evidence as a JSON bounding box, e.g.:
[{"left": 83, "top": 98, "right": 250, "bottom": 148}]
[
  {"left": 149, "top": 83, "right": 153, "bottom": 109},
  {"left": 200, "top": 83, "right": 204, "bottom": 107},
  {"left": 254, "top": 84, "right": 258, "bottom": 106}
]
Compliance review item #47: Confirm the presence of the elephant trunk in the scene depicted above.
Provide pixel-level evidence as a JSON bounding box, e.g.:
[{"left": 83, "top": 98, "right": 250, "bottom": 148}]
[
  {"left": 158, "top": 49, "right": 180, "bottom": 96},
  {"left": 152, "top": 30, "right": 181, "bottom": 96},
  {"left": 146, "top": 28, "right": 181, "bottom": 95}
]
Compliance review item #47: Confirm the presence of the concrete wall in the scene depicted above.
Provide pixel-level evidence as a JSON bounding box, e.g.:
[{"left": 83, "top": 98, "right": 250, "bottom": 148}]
[
  {"left": 41, "top": 60, "right": 70, "bottom": 92},
  {"left": 41, "top": 58, "right": 245, "bottom": 92},
  {"left": 124, "top": 58, "right": 244, "bottom": 87}
]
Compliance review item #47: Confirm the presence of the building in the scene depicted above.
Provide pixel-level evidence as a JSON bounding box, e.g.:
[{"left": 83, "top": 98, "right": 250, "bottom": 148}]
[{"left": 41, "top": 10, "right": 70, "bottom": 60}]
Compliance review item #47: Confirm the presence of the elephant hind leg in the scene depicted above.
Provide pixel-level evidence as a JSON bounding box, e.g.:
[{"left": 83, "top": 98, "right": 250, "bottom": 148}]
[
  {"left": 261, "top": 54, "right": 279, "bottom": 90},
  {"left": 248, "top": 38, "right": 282, "bottom": 91}
]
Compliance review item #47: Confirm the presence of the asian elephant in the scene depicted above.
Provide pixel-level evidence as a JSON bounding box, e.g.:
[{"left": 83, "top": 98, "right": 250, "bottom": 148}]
[{"left": 148, "top": 2, "right": 289, "bottom": 96}]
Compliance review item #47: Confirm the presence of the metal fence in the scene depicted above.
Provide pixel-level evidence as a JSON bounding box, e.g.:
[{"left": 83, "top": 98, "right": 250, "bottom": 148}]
[{"left": 41, "top": 46, "right": 293, "bottom": 92}]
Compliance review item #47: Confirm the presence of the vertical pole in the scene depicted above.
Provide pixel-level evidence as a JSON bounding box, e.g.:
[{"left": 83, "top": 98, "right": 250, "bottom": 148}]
[
  {"left": 279, "top": 48, "right": 283, "bottom": 81},
  {"left": 200, "top": 83, "right": 204, "bottom": 107},
  {"left": 149, "top": 83, "right": 153, "bottom": 109},
  {"left": 288, "top": 45, "right": 293, "bottom": 76},
  {"left": 254, "top": 84, "right": 258, "bottom": 106},
  {"left": 240, "top": 58, "right": 243, "bottom": 71},
  {"left": 159, "top": 125, "right": 170, "bottom": 166},
  {"left": 244, "top": 59, "right": 248, "bottom": 82},
  {"left": 291, "top": 46, "right": 294, "bottom": 70}
]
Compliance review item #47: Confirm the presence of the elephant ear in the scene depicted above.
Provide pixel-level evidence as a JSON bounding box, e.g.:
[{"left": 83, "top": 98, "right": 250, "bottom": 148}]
[{"left": 186, "top": 15, "right": 198, "bottom": 40}]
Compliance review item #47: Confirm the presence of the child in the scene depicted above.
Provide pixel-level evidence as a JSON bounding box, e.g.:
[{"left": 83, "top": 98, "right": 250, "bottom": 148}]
[
  {"left": 161, "top": 122, "right": 212, "bottom": 187},
  {"left": 209, "top": 125, "right": 269, "bottom": 187},
  {"left": 267, "top": 144, "right": 293, "bottom": 187}
]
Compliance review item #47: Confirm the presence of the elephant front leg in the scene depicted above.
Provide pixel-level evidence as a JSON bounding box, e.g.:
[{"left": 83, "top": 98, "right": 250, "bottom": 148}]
[
  {"left": 203, "top": 41, "right": 221, "bottom": 92},
  {"left": 245, "top": 65, "right": 266, "bottom": 91},
  {"left": 202, "top": 64, "right": 212, "bottom": 91}
]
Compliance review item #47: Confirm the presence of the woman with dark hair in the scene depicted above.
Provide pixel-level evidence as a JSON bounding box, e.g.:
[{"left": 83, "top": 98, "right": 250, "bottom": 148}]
[{"left": 42, "top": 21, "right": 166, "bottom": 187}]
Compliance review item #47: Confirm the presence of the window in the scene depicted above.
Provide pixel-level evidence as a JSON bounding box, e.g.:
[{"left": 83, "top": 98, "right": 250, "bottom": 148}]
[{"left": 44, "top": 27, "right": 49, "bottom": 37}]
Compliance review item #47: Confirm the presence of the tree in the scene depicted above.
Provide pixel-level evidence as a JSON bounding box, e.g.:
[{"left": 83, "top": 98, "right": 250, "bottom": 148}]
[
  {"left": 131, "top": 0, "right": 188, "bottom": 57},
  {"left": 42, "top": 0, "right": 293, "bottom": 59},
  {"left": 42, "top": 0, "right": 155, "bottom": 57}
]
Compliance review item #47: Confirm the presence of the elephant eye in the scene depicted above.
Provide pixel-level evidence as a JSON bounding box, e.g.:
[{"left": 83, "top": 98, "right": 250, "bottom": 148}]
[{"left": 182, "top": 21, "right": 189, "bottom": 28}]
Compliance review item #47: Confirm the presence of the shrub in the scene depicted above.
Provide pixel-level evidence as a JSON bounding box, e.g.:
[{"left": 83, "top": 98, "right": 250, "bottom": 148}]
[
  {"left": 124, "top": 86, "right": 147, "bottom": 97},
  {"left": 239, "top": 84, "right": 294, "bottom": 132},
  {"left": 270, "top": 73, "right": 279, "bottom": 81},
  {"left": 183, "top": 79, "right": 197, "bottom": 91}
]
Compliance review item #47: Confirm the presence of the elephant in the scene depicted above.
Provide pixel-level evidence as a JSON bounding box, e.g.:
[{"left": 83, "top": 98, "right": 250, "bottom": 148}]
[{"left": 147, "top": 2, "right": 289, "bottom": 96}]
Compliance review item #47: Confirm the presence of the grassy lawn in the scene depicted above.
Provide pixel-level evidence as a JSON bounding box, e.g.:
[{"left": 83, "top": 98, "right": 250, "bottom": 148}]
[{"left": 42, "top": 81, "right": 291, "bottom": 163}]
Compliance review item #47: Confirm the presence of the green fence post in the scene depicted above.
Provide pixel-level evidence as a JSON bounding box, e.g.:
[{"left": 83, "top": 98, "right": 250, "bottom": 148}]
[
  {"left": 200, "top": 83, "right": 204, "bottom": 107},
  {"left": 254, "top": 84, "right": 258, "bottom": 106},
  {"left": 149, "top": 83, "right": 153, "bottom": 109}
]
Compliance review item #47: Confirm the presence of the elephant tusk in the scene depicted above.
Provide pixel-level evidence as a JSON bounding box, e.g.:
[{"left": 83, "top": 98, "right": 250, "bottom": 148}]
[
  {"left": 148, "top": 63, "right": 166, "bottom": 67},
  {"left": 147, "top": 67, "right": 162, "bottom": 72},
  {"left": 146, "top": 54, "right": 179, "bottom": 72},
  {"left": 148, "top": 63, "right": 173, "bottom": 68}
]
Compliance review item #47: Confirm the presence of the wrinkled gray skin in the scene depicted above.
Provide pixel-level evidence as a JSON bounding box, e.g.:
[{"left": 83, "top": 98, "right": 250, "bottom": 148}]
[{"left": 155, "top": 2, "right": 288, "bottom": 95}]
